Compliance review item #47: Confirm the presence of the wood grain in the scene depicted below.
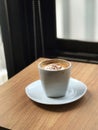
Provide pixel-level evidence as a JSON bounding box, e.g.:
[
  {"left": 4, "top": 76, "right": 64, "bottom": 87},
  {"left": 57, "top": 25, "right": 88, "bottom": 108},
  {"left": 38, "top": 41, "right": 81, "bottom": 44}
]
[{"left": 0, "top": 58, "right": 98, "bottom": 130}]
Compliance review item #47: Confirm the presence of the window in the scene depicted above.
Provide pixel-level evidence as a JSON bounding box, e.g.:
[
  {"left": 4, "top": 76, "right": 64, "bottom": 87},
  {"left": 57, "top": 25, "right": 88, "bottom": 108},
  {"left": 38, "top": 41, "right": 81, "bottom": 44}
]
[
  {"left": 0, "top": 26, "right": 8, "bottom": 84},
  {"left": 41, "top": 0, "right": 98, "bottom": 63},
  {"left": 56, "top": 0, "right": 98, "bottom": 42}
]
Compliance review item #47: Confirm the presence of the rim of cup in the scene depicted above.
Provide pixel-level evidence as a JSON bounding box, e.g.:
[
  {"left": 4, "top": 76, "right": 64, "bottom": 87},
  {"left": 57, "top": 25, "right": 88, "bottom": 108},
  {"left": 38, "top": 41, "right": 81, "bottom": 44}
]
[{"left": 38, "top": 59, "right": 71, "bottom": 71}]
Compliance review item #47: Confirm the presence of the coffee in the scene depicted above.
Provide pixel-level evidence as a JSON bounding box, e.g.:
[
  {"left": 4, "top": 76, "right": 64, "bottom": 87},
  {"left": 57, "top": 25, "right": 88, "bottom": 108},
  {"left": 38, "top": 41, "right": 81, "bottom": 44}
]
[
  {"left": 40, "top": 59, "right": 70, "bottom": 71},
  {"left": 45, "top": 63, "right": 64, "bottom": 70}
]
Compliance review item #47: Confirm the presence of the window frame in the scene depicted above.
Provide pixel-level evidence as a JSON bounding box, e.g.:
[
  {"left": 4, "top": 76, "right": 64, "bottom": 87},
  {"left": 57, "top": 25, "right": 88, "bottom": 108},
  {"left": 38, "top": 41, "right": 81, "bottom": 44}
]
[{"left": 41, "top": 0, "right": 98, "bottom": 63}]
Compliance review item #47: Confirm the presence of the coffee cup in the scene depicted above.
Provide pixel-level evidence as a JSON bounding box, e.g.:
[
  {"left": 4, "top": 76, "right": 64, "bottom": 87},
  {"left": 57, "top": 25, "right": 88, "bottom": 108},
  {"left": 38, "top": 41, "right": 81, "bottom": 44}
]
[{"left": 38, "top": 59, "right": 71, "bottom": 98}]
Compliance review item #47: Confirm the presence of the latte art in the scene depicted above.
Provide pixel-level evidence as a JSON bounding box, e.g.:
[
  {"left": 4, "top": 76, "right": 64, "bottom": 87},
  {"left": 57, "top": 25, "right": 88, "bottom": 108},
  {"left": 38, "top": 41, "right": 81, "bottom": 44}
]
[{"left": 45, "top": 64, "right": 65, "bottom": 71}]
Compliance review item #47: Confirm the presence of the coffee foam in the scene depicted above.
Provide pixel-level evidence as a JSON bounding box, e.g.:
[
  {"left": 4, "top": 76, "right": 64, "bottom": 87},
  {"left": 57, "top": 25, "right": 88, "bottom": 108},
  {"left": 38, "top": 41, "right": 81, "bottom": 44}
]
[
  {"left": 44, "top": 63, "right": 65, "bottom": 71},
  {"left": 40, "top": 59, "right": 70, "bottom": 71}
]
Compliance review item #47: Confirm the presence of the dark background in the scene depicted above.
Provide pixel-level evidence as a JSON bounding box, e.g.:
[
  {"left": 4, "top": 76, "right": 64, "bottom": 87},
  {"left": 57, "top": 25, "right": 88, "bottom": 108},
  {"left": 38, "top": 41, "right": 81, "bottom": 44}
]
[{"left": 0, "top": 0, "right": 98, "bottom": 78}]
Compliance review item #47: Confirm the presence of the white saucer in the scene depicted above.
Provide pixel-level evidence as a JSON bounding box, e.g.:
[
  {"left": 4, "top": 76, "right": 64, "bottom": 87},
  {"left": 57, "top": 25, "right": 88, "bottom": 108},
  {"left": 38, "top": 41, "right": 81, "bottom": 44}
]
[{"left": 25, "top": 78, "right": 87, "bottom": 105}]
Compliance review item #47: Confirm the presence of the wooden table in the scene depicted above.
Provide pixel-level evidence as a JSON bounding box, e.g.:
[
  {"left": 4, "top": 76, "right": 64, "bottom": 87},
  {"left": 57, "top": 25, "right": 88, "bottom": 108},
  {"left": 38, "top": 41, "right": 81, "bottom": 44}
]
[{"left": 0, "top": 58, "right": 98, "bottom": 130}]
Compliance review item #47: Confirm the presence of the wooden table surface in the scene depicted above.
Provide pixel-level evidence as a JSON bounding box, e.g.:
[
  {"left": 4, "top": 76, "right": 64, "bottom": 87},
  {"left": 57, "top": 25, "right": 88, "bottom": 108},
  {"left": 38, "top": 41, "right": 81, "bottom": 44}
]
[{"left": 0, "top": 58, "right": 98, "bottom": 130}]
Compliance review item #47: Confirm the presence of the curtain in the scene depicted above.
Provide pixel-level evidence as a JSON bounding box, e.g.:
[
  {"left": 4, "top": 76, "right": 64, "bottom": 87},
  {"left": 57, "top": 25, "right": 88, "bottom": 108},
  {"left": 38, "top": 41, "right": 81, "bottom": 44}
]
[{"left": 0, "top": 0, "right": 45, "bottom": 78}]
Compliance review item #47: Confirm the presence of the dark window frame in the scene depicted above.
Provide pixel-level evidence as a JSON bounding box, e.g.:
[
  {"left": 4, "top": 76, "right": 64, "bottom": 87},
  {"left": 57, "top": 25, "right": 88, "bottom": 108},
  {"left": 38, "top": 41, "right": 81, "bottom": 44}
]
[{"left": 41, "top": 0, "right": 98, "bottom": 63}]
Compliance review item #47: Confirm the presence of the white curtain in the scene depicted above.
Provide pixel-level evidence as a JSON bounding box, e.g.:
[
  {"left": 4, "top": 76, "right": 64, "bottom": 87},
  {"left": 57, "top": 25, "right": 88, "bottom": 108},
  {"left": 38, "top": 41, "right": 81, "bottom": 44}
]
[{"left": 56, "top": 0, "right": 98, "bottom": 42}]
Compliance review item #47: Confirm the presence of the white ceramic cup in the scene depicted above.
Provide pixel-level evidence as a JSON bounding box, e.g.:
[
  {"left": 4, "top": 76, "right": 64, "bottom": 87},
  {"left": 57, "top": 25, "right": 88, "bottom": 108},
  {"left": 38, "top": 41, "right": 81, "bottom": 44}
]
[{"left": 38, "top": 59, "right": 71, "bottom": 98}]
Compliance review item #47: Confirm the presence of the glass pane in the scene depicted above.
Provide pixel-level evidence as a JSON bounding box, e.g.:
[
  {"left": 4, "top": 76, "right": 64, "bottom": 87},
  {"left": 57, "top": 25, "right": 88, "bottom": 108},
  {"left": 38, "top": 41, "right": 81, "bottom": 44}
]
[
  {"left": 56, "top": 0, "right": 98, "bottom": 42},
  {"left": 0, "top": 26, "right": 8, "bottom": 85}
]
